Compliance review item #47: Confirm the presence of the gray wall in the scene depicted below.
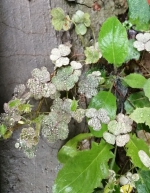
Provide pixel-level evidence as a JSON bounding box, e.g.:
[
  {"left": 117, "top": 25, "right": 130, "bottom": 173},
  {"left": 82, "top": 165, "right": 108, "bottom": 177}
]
[{"left": 0, "top": 0, "right": 127, "bottom": 192}]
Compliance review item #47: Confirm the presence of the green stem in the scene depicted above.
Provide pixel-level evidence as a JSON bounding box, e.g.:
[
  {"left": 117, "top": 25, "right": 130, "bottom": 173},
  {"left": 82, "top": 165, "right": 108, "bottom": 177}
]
[{"left": 110, "top": 145, "right": 117, "bottom": 170}]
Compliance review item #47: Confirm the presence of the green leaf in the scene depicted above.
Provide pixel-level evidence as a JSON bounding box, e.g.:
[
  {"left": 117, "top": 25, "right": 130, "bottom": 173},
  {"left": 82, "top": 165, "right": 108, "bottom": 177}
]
[
  {"left": 51, "top": 8, "right": 71, "bottom": 31},
  {"left": 135, "top": 170, "right": 150, "bottom": 193},
  {"left": 130, "top": 107, "right": 150, "bottom": 127},
  {"left": 83, "top": 13, "right": 91, "bottom": 27},
  {"left": 88, "top": 91, "right": 116, "bottom": 137},
  {"left": 71, "top": 99, "right": 78, "bottom": 111},
  {"left": 8, "top": 99, "right": 20, "bottom": 108},
  {"left": 98, "top": 16, "right": 128, "bottom": 67},
  {"left": 126, "top": 134, "right": 150, "bottom": 170},
  {"left": 143, "top": 78, "right": 150, "bottom": 100},
  {"left": 57, "top": 133, "right": 93, "bottom": 164},
  {"left": 123, "top": 73, "right": 146, "bottom": 88},
  {"left": 125, "top": 40, "right": 140, "bottom": 62},
  {"left": 0, "top": 124, "right": 7, "bottom": 136},
  {"left": 127, "top": 0, "right": 150, "bottom": 31},
  {"left": 53, "top": 140, "right": 114, "bottom": 193},
  {"left": 75, "top": 23, "right": 87, "bottom": 35},
  {"left": 84, "top": 47, "right": 100, "bottom": 64},
  {"left": 18, "top": 103, "right": 32, "bottom": 113},
  {"left": 124, "top": 91, "right": 150, "bottom": 114}
]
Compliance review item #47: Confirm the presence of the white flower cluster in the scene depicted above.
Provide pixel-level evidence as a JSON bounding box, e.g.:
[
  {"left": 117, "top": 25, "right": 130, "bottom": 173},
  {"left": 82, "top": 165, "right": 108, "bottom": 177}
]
[
  {"left": 103, "top": 113, "right": 133, "bottom": 147},
  {"left": 50, "top": 44, "right": 71, "bottom": 68},
  {"left": 52, "top": 66, "right": 81, "bottom": 91},
  {"left": 78, "top": 71, "right": 102, "bottom": 98},
  {"left": 133, "top": 32, "right": 150, "bottom": 52},
  {"left": 86, "top": 108, "right": 110, "bottom": 131},
  {"left": 27, "top": 67, "right": 56, "bottom": 100},
  {"left": 138, "top": 150, "right": 150, "bottom": 169},
  {"left": 120, "top": 172, "right": 139, "bottom": 188},
  {"left": 15, "top": 127, "right": 38, "bottom": 158}
]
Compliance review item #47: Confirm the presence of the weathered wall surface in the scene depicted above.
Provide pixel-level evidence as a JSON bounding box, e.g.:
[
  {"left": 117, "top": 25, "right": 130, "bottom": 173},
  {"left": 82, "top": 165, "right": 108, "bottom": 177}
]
[{"left": 0, "top": 0, "right": 127, "bottom": 192}]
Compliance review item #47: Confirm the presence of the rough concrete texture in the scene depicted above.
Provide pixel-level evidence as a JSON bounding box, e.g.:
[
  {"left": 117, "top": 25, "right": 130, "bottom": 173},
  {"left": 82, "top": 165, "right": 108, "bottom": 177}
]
[{"left": 0, "top": 0, "right": 127, "bottom": 192}]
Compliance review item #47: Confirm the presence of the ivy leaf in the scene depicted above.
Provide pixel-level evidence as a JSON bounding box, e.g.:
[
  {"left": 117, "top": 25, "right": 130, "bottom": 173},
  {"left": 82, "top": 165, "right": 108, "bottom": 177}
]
[
  {"left": 125, "top": 40, "right": 140, "bottom": 62},
  {"left": 127, "top": 0, "right": 150, "bottom": 31},
  {"left": 135, "top": 170, "right": 150, "bottom": 193},
  {"left": 123, "top": 73, "right": 146, "bottom": 88},
  {"left": 98, "top": 16, "right": 128, "bottom": 67},
  {"left": 88, "top": 91, "right": 116, "bottom": 137},
  {"left": 124, "top": 91, "right": 150, "bottom": 114},
  {"left": 51, "top": 8, "right": 71, "bottom": 31},
  {"left": 129, "top": 107, "right": 150, "bottom": 127},
  {"left": 57, "top": 133, "right": 93, "bottom": 164},
  {"left": 143, "top": 78, "right": 150, "bottom": 100},
  {"left": 75, "top": 23, "right": 87, "bottom": 35},
  {"left": 125, "top": 134, "right": 150, "bottom": 170},
  {"left": 53, "top": 140, "right": 114, "bottom": 193}
]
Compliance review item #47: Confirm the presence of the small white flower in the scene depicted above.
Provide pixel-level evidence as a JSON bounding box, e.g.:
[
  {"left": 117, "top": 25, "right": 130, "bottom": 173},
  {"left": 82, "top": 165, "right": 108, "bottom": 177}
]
[
  {"left": 88, "top": 117, "right": 101, "bottom": 131},
  {"left": 103, "top": 132, "right": 115, "bottom": 145},
  {"left": 92, "top": 71, "right": 101, "bottom": 76},
  {"left": 50, "top": 48, "right": 61, "bottom": 61},
  {"left": 86, "top": 108, "right": 97, "bottom": 118},
  {"left": 70, "top": 61, "right": 82, "bottom": 69},
  {"left": 134, "top": 32, "right": 150, "bottom": 52}
]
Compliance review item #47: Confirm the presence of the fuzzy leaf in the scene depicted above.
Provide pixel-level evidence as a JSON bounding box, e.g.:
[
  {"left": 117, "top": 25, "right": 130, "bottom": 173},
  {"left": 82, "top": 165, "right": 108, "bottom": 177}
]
[
  {"left": 127, "top": 0, "right": 150, "bottom": 31},
  {"left": 9, "top": 99, "right": 20, "bottom": 108},
  {"left": 75, "top": 23, "right": 87, "bottom": 35},
  {"left": 143, "top": 78, "right": 150, "bottom": 100},
  {"left": 124, "top": 91, "right": 150, "bottom": 114},
  {"left": 57, "top": 133, "right": 93, "bottom": 164},
  {"left": 88, "top": 91, "right": 116, "bottom": 137},
  {"left": 123, "top": 73, "right": 146, "bottom": 88},
  {"left": 98, "top": 16, "right": 128, "bottom": 67},
  {"left": 135, "top": 170, "right": 150, "bottom": 193},
  {"left": 125, "top": 40, "right": 140, "bottom": 62},
  {"left": 84, "top": 47, "right": 100, "bottom": 64},
  {"left": 53, "top": 140, "right": 114, "bottom": 193},
  {"left": 129, "top": 107, "right": 150, "bottom": 127},
  {"left": 125, "top": 134, "right": 150, "bottom": 170}
]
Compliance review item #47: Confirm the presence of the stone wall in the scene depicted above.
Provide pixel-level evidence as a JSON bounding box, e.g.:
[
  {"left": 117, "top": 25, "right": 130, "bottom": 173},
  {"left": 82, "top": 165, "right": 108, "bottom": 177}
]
[{"left": 0, "top": 0, "right": 127, "bottom": 192}]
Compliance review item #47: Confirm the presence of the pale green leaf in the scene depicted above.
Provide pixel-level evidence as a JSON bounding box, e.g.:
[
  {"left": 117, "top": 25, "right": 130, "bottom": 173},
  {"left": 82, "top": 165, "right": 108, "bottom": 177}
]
[
  {"left": 124, "top": 91, "right": 150, "bottom": 114},
  {"left": 71, "top": 99, "right": 78, "bottom": 111},
  {"left": 84, "top": 47, "right": 99, "bottom": 64},
  {"left": 88, "top": 91, "right": 116, "bottom": 137},
  {"left": 57, "top": 133, "right": 93, "bottom": 164},
  {"left": 75, "top": 23, "right": 87, "bottom": 35},
  {"left": 0, "top": 124, "right": 7, "bottom": 136},
  {"left": 83, "top": 13, "right": 91, "bottom": 27},
  {"left": 143, "top": 78, "right": 150, "bottom": 100},
  {"left": 8, "top": 99, "right": 21, "bottom": 108},
  {"left": 98, "top": 16, "right": 128, "bottom": 67},
  {"left": 125, "top": 134, "right": 150, "bottom": 170},
  {"left": 135, "top": 170, "right": 150, "bottom": 193},
  {"left": 129, "top": 107, "right": 150, "bottom": 127},
  {"left": 123, "top": 73, "right": 146, "bottom": 88},
  {"left": 125, "top": 40, "right": 140, "bottom": 62},
  {"left": 53, "top": 140, "right": 114, "bottom": 193},
  {"left": 72, "top": 10, "right": 84, "bottom": 23},
  {"left": 127, "top": 0, "right": 150, "bottom": 31}
]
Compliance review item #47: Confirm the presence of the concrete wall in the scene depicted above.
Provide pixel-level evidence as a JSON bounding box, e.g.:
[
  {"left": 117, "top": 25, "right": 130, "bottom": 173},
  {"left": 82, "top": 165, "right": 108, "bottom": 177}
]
[{"left": 0, "top": 0, "right": 127, "bottom": 192}]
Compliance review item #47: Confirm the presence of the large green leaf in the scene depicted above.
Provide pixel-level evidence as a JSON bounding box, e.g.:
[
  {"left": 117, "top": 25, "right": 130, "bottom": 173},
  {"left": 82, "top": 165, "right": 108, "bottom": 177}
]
[
  {"left": 129, "top": 107, "right": 150, "bottom": 127},
  {"left": 123, "top": 73, "right": 146, "bottom": 88},
  {"left": 124, "top": 91, "right": 150, "bottom": 114},
  {"left": 88, "top": 91, "right": 116, "bottom": 137},
  {"left": 143, "top": 78, "right": 150, "bottom": 100},
  {"left": 98, "top": 16, "right": 128, "bottom": 67},
  {"left": 135, "top": 170, "right": 150, "bottom": 193},
  {"left": 127, "top": 0, "right": 150, "bottom": 31},
  {"left": 57, "top": 133, "right": 93, "bottom": 164},
  {"left": 125, "top": 40, "right": 140, "bottom": 62},
  {"left": 126, "top": 134, "right": 150, "bottom": 170},
  {"left": 53, "top": 140, "right": 114, "bottom": 193}
]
